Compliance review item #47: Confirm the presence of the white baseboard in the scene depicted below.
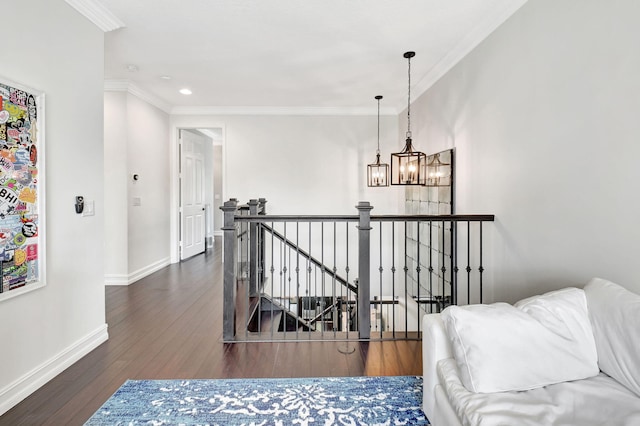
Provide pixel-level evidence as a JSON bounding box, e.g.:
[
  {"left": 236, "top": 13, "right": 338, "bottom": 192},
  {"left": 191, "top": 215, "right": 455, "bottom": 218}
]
[
  {"left": 0, "top": 324, "right": 109, "bottom": 416},
  {"left": 105, "top": 257, "right": 171, "bottom": 286},
  {"left": 104, "top": 273, "right": 129, "bottom": 285},
  {"left": 128, "top": 257, "right": 171, "bottom": 284}
]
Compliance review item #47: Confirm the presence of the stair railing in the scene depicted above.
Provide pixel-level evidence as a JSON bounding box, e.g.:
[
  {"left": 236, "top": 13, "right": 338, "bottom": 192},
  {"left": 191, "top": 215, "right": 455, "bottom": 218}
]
[{"left": 222, "top": 198, "right": 494, "bottom": 342}]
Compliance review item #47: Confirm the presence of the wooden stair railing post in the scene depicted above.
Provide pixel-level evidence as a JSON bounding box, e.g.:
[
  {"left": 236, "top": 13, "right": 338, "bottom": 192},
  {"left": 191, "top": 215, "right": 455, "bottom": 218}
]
[
  {"left": 248, "top": 199, "right": 259, "bottom": 297},
  {"left": 258, "top": 198, "right": 267, "bottom": 214},
  {"left": 357, "top": 201, "right": 373, "bottom": 339},
  {"left": 221, "top": 199, "right": 238, "bottom": 341}
]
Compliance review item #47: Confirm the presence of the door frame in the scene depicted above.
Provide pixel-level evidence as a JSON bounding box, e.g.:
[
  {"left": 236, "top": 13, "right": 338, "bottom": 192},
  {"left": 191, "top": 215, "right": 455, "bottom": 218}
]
[{"left": 169, "top": 119, "right": 226, "bottom": 264}]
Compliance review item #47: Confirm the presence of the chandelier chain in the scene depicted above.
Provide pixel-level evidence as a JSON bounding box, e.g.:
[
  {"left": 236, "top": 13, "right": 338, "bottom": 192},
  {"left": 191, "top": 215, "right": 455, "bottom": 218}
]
[
  {"left": 407, "top": 53, "right": 411, "bottom": 138},
  {"left": 377, "top": 97, "right": 381, "bottom": 154}
]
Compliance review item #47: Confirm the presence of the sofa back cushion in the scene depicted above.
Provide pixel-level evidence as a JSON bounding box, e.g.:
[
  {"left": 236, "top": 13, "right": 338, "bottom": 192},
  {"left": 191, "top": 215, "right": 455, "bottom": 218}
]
[
  {"left": 442, "top": 287, "right": 599, "bottom": 393},
  {"left": 584, "top": 278, "right": 640, "bottom": 397}
]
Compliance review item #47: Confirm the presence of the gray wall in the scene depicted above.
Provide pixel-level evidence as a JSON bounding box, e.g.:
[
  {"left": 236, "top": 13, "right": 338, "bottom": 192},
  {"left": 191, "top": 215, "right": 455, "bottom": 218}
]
[{"left": 403, "top": 0, "right": 640, "bottom": 302}]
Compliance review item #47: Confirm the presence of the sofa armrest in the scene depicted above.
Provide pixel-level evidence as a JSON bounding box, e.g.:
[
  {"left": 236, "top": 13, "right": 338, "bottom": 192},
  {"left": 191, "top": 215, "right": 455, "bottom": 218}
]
[{"left": 422, "top": 313, "right": 453, "bottom": 420}]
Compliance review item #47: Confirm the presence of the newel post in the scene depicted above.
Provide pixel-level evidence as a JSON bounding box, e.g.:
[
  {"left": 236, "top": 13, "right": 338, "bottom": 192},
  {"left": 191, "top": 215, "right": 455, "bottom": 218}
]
[
  {"left": 248, "top": 199, "right": 259, "bottom": 297},
  {"left": 258, "top": 198, "right": 267, "bottom": 214},
  {"left": 357, "top": 201, "right": 373, "bottom": 339},
  {"left": 221, "top": 199, "right": 238, "bottom": 341}
]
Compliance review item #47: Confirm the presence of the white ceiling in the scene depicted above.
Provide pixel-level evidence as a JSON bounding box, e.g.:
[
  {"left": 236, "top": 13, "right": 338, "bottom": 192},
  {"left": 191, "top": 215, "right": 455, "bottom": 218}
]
[{"left": 70, "top": 0, "right": 528, "bottom": 114}]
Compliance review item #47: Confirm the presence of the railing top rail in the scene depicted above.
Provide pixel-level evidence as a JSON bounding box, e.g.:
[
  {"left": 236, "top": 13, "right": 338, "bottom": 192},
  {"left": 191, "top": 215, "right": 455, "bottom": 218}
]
[
  {"left": 234, "top": 214, "right": 494, "bottom": 223},
  {"left": 372, "top": 214, "right": 495, "bottom": 222},
  {"left": 235, "top": 215, "right": 359, "bottom": 223}
]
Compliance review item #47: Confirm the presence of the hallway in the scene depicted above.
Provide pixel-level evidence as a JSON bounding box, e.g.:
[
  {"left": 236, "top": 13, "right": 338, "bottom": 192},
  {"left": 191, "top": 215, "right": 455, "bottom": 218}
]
[{"left": 1, "top": 243, "right": 422, "bottom": 425}]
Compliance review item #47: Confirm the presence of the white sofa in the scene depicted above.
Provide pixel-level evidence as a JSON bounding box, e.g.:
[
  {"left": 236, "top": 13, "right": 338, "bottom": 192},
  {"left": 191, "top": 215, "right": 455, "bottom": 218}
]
[{"left": 422, "top": 278, "right": 640, "bottom": 426}]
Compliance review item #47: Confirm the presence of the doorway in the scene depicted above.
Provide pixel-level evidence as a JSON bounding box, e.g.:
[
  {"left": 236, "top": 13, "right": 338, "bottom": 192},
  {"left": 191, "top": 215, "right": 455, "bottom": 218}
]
[{"left": 175, "top": 127, "right": 224, "bottom": 261}]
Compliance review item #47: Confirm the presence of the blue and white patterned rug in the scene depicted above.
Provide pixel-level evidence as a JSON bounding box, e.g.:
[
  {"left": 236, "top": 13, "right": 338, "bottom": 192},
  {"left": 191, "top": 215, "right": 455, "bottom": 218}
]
[{"left": 85, "top": 376, "right": 428, "bottom": 425}]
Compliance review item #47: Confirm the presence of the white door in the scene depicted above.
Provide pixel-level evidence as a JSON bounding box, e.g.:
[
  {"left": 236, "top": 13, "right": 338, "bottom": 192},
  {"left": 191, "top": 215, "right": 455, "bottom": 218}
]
[{"left": 180, "top": 130, "right": 206, "bottom": 259}]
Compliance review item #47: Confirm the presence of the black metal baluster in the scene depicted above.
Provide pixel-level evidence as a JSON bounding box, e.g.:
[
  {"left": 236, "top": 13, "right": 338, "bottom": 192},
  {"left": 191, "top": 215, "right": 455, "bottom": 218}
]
[
  {"left": 345, "top": 221, "right": 350, "bottom": 340},
  {"left": 466, "top": 220, "right": 471, "bottom": 304},
  {"left": 416, "top": 220, "right": 421, "bottom": 334},
  {"left": 270, "top": 222, "right": 275, "bottom": 339},
  {"left": 333, "top": 221, "right": 342, "bottom": 339},
  {"left": 321, "top": 222, "right": 325, "bottom": 338},
  {"left": 283, "top": 223, "right": 288, "bottom": 340},
  {"left": 391, "top": 221, "right": 396, "bottom": 339},
  {"left": 256, "top": 220, "right": 261, "bottom": 337},
  {"left": 245, "top": 220, "right": 250, "bottom": 340},
  {"left": 479, "top": 222, "right": 484, "bottom": 304},
  {"left": 379, "top": 221, "right": 383, "bottom": 336},
  {"left": 451, "top": 220, "right": 458, "bottom": 306},
  {"left": 438, "top": 222, "right": 447, "bottom": 309},
  {"left": 295, "top": 222, "right": 300, "bottom": 340},
  {"left": 308, "top": 222, "right": 312, "bottom": 339},
  {"left": 404, "top": 221, "right": 408, "bottom": 339},
  {"left": 429, "top": 220, "right": 433, "bottom": 314}
]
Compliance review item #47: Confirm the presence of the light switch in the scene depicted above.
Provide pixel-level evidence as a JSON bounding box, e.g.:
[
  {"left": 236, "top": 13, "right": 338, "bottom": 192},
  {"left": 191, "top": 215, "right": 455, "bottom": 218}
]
[
  {"left": 82, "top": 200, "right": 95, "bottom": 217},
  {"left": 133, "top": 197, "right": 141, "bottom": 206}
]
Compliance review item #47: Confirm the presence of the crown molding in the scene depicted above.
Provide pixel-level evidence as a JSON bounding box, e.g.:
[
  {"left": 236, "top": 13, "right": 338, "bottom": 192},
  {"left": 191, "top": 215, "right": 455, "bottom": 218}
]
[
  {"left": 65, "top": 0, "right": 125, "bottom": 32},
  {"left": 411, "top": 0, "right": 528, "bottom": 106},
  {"left": 103, "top": 80, "right": 129, "bottom": 91},
  {"left": 170, "top": 105, "right": 398, "bottom": 116},
  {"left": 104, "top": 80, "right": 171, "bottom": 114},
  {"left": 104, "top": 83, "right": 397, "bottom": 116}
]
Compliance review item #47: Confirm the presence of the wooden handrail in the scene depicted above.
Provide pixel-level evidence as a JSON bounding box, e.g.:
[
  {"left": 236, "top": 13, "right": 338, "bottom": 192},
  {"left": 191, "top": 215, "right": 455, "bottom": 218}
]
[{"left": 235, "top": 214, "right": 494, "bottom": 223}]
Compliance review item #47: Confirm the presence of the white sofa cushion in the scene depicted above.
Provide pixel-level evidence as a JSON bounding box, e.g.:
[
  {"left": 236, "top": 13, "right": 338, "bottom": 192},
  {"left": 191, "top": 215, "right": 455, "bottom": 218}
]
[
  {"left": 441, "top": 287, "right": 599, "bottom": 393},
  {"left": 584, "top": 278, "right": 640, "bottom": 398},
  {"left": 437, "top": 357, "right": 640, "bottom": 426}
]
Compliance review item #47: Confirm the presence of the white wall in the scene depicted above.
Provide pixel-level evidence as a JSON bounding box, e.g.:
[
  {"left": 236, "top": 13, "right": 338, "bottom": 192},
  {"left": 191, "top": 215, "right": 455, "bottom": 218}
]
[
  {"left": 169, "top": 114, "right": 402, "bottom": 260},
  {"left": 404, "top": 0, "right": 640, "bottom": 302},
  {"left": 0, "top": 0, "right": 107, "bottom": 414},
  {"left": 202, "top": 131, "right": 215, "bottom": 246},
  {"left": 172, "top": 114, "right": 400, "bottom": 213},
  {"left": 213, "top": 144, "right": 223, "bottom": 236},
  {"left": 103, "top": 91, "right": 171, "bottom": 283},
  {"left": 104, "top": 92, "right": 128, "bottom": 280},
  {"left": 126, "top": 95, "right": 171, "bottom": 275}
]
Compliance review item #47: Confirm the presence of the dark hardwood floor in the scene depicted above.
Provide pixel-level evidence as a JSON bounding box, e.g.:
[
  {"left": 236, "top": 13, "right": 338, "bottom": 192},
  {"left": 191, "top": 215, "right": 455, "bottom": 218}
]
[{"left": 0, "top": 242, "right": 422, "bottom": 425}]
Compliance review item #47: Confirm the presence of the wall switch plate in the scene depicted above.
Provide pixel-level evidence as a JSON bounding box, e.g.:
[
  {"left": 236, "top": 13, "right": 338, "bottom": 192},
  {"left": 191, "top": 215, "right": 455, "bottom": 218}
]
[
  {"left": 82, "top": 200, "right": 95, "bottom": 216},
  {"left": 133, "top": 197, "right": 141, "bottom": 206}
]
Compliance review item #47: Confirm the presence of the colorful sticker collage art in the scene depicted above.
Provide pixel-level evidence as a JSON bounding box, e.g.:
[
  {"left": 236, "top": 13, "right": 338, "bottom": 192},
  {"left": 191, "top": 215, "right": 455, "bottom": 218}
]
[{"left": 0, "top": 82, "right": 40, "bottom": 294}]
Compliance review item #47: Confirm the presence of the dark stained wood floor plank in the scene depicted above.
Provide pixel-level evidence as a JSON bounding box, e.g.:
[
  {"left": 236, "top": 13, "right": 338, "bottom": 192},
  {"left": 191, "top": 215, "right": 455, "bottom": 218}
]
[{"left": 0, "top": 242, "right": 422, "bottom": 425}]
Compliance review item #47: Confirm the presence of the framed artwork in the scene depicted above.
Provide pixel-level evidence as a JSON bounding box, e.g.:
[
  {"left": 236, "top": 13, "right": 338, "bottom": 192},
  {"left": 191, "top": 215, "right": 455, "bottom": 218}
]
[{"left": 0, "top": 76, "right": 45, "bottom": 301}]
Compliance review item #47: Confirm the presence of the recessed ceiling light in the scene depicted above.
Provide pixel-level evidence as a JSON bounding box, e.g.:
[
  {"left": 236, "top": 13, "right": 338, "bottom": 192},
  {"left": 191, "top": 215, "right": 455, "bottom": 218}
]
[
  {"left": 160, "top": 75, "right": 172, "bottom": 80},
  {"left": 179, "top": 88, "right": 192, "bottom": 95},
  {"left": 126, "top": 64, "right": 139, "bottom": 72}
]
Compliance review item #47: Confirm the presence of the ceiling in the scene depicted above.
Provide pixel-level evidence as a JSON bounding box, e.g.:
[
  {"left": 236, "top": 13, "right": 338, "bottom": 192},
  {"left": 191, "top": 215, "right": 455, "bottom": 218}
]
[{"left": 68, "top": 0, "right": 527, "bottom": 114}]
